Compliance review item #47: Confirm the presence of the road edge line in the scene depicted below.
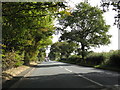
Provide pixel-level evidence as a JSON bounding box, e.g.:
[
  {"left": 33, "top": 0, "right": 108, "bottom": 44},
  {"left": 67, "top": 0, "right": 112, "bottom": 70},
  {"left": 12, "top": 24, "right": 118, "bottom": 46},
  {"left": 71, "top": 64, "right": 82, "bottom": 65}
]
[
  {"left": 10, "top": 67, "right": 35, "bottom": 88},
  {"left": 62, "top": 67, "right": 104, "bottom": 87},
  {"left": 24, "top": 68, "right": 35, "bottom": 77},
  {"left": 64, "top": 68, "right": 73, "bottom": 72},
  {"left": 76, "top": 73, "right": 104, "bottom": 87}
]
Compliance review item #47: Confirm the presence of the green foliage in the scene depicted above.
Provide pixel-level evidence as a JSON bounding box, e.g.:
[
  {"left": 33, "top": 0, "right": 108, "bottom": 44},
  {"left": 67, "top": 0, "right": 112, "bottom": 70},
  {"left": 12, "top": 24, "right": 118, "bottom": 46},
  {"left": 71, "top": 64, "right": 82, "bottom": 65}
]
[
  {"left": 68, "top": 55, "right": 82, "bottom": 63},
  {"left": 2, "top": 50, "right": 24, "bottom": 70},
  {"left": 48, "top": 41, "right": 78, "bottom": 60},
  {"left": 58, "top": 2, "right": 111, "bottom": 61},
  {"left": 85, "top": 50, "right": 120, "bottom": 67},
  {"left": 108, "top": 50, "right": 120, "bottom": 67},
  {"left": 2, "top": 2, "right": 67, "bottom": 66},
  {"left": 86, "top": 52, "right": 105, "bottom": 65},
  {"left": 48, "top": 52, "right": 60, "bottom": 61},
  {"left": 38, "top": 48, "right": 46, "bottom": 62}
]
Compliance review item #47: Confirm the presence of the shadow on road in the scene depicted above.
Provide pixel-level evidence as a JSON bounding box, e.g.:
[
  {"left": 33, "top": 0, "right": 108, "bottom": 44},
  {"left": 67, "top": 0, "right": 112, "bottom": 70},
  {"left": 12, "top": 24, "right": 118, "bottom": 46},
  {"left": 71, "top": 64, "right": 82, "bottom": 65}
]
[
  {"left": 2, "top": 76, "right": 22, "bottom": 89},
  {"left": 33, "top": 64, "right": 71, "bottom": 68},
  {"left": 2, "top": 73, "right": 104, "bottom": 89},
  {"left": 2, "top": 61, "right": 120, "bottom": 89},
  {"left": 2, "top": 72, "right": 120, "bottom": 89}
]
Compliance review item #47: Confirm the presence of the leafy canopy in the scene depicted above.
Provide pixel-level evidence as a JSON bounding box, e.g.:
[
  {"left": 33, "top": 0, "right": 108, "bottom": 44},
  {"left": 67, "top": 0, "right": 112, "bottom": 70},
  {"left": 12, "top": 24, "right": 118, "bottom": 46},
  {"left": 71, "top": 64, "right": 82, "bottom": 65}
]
[
  {"left": 58, "top": 2, "right": 111, "bottom": 60},
  {"left": 2, "top": 2, "right": 68, "bottom": 65},
  {"left": 48, "top": 41, "right": 78, "bottom": 60}
]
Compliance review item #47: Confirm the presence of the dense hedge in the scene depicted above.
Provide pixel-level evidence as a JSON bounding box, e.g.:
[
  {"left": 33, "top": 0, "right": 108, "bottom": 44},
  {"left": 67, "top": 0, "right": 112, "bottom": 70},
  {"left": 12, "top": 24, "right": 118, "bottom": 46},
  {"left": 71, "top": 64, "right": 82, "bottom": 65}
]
[
  {"left": 84, "top": 50, "right": 120, "bottom": 67},
  {"left": 108, "top": 50, "right": 120, "bottom": 67},
  {"left": 59, "top": 50, "right": 120, "bottom": 68},
  {"left": 86, "top": 53, "right": 105, "bottom": 65},
  {"left": 68, "top": 55, "right": 82, "bottom": 63}
]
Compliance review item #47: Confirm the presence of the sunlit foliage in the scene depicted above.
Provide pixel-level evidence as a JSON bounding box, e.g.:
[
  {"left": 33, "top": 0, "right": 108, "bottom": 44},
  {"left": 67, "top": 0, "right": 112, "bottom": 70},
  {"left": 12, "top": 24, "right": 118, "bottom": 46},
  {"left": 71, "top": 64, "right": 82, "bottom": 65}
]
[{"left": 2, "top": 2, "right": 67, "bottom": 68}]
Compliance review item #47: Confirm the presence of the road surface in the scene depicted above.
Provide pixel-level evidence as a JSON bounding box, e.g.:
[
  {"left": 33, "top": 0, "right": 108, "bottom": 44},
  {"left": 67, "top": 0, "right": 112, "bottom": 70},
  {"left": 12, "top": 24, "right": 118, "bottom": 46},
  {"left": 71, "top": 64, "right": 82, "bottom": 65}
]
[{"left": 8, "top": 61, "right": 120, "bottom": 89}]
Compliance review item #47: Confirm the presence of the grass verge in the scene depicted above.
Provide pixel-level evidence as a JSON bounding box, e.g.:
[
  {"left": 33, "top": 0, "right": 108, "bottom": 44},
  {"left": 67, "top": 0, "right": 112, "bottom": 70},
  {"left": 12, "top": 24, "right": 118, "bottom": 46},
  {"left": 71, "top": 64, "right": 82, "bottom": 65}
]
[{"left": 59, "top": 60, "right": 120, "bottom": 72}]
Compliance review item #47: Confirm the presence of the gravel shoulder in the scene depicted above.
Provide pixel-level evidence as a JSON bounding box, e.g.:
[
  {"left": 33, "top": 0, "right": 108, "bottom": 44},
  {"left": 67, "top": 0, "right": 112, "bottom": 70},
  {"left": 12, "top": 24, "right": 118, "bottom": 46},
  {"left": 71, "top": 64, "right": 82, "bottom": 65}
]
[{"left": 2, "top": 62, "right": 38, "bottom": 88}]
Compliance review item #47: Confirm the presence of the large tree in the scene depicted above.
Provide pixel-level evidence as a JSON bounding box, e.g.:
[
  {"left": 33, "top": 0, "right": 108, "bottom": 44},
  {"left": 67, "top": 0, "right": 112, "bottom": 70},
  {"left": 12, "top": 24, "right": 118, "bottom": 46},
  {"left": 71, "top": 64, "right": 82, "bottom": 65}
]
[
  {"left": 2, "top": 2, "right": 66, "bottom": 51},
  {"left": 2, "top": 2, "right": 67, "bottom": 65},
  {"left": 58, "top": 2, "right": 111, "bottom": 61},
  {"left": 48, "top": 41, "right": 78, "bottom": 60}
]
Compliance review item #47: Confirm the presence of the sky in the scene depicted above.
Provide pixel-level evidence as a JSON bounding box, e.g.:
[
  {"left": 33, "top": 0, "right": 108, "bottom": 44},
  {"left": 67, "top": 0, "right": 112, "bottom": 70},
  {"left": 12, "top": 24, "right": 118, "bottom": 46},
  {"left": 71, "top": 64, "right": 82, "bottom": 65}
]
[
  {"left": 51, "top": 0, "right": 118, "bottom": 53},
  {"left": 45, "top": 0, "right": 118, "bottom": 55}
]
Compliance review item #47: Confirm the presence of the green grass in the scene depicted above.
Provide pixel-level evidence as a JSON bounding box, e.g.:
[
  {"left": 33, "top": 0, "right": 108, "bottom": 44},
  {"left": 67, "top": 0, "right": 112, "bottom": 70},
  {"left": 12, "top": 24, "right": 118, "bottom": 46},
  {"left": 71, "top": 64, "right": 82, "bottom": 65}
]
[
  {"left": 59, "top": 60, "right": 120, "bottom": 72},
  {"left": 94, "top": 65, "right": 120, "bottom": 72},
  {"left": 58, "top": 50, "right": 120, "bottom": 72}
]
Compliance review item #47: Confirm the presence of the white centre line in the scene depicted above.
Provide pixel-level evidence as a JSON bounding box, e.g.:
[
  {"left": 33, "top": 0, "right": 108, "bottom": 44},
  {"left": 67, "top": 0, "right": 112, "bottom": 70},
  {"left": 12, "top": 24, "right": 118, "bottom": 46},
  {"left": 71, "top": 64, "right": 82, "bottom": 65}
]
[
  {"left": 61, "top": 66, "right": 104, "bottom": 87},
  {"left": 76, "top": 74, "right": 104, "bottom": 87},
  {"left": 65, "top": 68, "right": 73, "bottom": 72},
  {"left": 59, "top": 66, "right": 63, "bottom": 68}
]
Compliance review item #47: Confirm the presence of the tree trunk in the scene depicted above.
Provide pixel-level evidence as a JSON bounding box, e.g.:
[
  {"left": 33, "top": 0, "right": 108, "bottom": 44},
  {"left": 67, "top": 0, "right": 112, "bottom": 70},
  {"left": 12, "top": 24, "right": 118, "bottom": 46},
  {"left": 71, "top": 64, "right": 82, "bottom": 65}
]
[
  {"left": 24, "top": 51, "right": 30, "bottom": 65},
  {"left": 24, "top": 59, "right": 30, "bottom": 65}
]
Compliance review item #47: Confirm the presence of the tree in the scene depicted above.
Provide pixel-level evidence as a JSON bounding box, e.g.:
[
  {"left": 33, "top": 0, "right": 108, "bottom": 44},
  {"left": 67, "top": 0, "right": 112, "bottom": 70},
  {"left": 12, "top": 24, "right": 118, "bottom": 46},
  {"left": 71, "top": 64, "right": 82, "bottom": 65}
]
[
  {"left": 100, "top": 0, "right": 120, "bottom": 29},
  {"left": 38, "top": 48, "right": 46, "bottom": 62},
  {"left": 48, "top": 41, "right": 78, "bottom": 60},
  {"left": 2, "top": 2, "right": 67, "bottom": 51},
  {"left": 58, "top": 2, "right": 111, "bottom": 61},
  {"left": 2, "top": 2, "right": 68, "bottom": 66}
]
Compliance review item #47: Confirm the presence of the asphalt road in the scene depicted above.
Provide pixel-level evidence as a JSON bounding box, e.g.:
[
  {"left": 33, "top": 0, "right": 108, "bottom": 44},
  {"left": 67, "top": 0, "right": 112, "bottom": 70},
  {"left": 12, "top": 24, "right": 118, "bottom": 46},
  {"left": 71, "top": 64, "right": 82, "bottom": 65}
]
[{"left": 9, "top": 61, "right": 120, "bottom": 89}]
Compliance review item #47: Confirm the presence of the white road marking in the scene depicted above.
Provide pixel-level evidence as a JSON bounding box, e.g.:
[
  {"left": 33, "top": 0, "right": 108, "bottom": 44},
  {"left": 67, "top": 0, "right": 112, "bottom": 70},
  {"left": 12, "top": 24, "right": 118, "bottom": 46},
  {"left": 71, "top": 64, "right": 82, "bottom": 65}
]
[
  {"left": 65, "top": 68, "right": 73, "bottom": 72},
  {"left": 10, "top": 62, "right": 104, "bottom": 88},
  {"left": 61, "top": 66, "right": 104, "bottom": 87},
  {"left": 10, "top": 68, "right": 35, "bottom": 88},
  {"left": 59, "top": 66, "right": 63, "bottom": 68},
  {"left": 24, "top": 68, "right": 35, "bottom": 77},
  {"left": 77, "top": 74, "right": 104, "bottom": 87}
]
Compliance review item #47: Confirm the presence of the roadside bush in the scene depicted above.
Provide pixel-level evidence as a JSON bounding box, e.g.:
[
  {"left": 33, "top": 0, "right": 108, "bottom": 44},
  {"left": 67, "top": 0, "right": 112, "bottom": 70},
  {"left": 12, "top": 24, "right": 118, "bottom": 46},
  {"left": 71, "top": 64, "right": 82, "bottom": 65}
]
[
  {"left": 2, "top": 51, "right": 24, "bottom": 71},
  {"left": 61, "top": 58, "right": 67, "bottom": 61},
  {"left": 85, "top": 50, "right": 120, "bottom": 67},
  {"left": 68, "top": 55, "right": 82, "bottom": 63},
  {"left": 86, "top": 52, "right": 105, "bottom": 65},
  {"left": 14, "top": 52, "right": 24, "bottom": 67},
  {"left": 108, "top": 50, "right": 120, "bottom": 67},
  {"left": 58, "top": 50, "right": 120, "bottom": 70}
]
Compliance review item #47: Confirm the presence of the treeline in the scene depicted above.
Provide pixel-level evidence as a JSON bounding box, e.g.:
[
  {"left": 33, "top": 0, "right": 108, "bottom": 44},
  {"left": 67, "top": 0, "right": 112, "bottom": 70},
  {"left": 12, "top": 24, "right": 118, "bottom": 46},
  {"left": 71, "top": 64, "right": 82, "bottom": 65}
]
[
  {"left": 2, "top": 2, "right": 68, "bottom": 70},
  {"left": 48, "top": 3, "right": 119, "bottom": 71},
  {"left": 59, "top": 50, "right": 120, "bottom": 69},
  {"left": 49, "top": 2, "right": 111, "bottom": 61},
  {"left": 49, "top": 3, "right": 111, "bottom": 62}
]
